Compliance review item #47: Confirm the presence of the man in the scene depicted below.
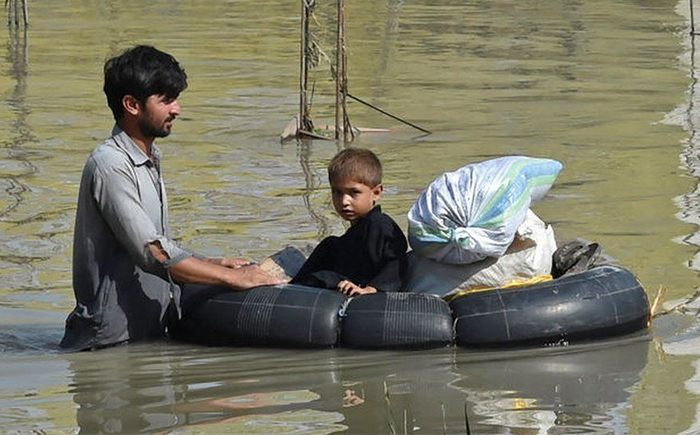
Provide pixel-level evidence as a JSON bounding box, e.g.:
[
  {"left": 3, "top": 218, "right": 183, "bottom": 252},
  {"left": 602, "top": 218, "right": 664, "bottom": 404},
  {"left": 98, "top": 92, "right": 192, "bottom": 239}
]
[{"left": 60, "top": 45, "right": 283, "bottom": 351}]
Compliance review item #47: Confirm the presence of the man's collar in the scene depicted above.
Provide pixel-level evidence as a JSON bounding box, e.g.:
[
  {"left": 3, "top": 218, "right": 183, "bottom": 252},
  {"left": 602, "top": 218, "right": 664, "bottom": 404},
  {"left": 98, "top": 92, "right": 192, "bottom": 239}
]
[{"left": 110, "top": 125, "right": 161, "bottom": 166}]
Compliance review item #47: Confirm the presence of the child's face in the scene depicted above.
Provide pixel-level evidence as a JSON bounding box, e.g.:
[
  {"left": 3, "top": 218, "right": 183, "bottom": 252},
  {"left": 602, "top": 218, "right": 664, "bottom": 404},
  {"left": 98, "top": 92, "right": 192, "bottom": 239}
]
[{"left": 330, "top": 178, "right": 383, "bottom": 224}]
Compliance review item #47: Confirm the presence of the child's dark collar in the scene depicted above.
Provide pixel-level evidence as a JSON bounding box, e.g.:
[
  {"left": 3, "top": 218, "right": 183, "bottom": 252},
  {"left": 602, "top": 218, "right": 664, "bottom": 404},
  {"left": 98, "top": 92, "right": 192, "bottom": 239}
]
[{"left": 350, "top": 205, "right": 382, "bottom": 226}]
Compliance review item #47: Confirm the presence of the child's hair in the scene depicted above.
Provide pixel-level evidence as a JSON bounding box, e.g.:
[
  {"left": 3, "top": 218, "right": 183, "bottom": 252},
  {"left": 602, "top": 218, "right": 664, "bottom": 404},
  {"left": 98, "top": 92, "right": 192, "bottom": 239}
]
[{"left": 328, "top": 148, "right": 383, "bottom": 187}]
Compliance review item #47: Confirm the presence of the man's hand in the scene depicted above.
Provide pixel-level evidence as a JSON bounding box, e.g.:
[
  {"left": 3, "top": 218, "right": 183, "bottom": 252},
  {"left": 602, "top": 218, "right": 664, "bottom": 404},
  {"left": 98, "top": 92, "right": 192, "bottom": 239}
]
[
  {"left": 209, "top": 257, "right": 252, "bottom": 269},
  {"left": 164, "top": 254, "right": 285, "bottom": 291},
  {"left": 227, "top": 264, "right": 286, "bottom": 289},
  {"left": 337, "top": 280, "right": 377, "bottom": 296}
]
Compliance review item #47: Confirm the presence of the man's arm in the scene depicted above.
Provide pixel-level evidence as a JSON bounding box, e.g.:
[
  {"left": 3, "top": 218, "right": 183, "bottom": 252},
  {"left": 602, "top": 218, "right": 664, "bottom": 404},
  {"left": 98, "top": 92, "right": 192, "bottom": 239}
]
[
  {"left": 203, "top": 257, "right": 251, "bottom": 268},
  {"left": 94, "top": 161, "right": 282, "bottom": 290},
  {"left": 149, "top": 243, "right": 282, "bottom": 289}
]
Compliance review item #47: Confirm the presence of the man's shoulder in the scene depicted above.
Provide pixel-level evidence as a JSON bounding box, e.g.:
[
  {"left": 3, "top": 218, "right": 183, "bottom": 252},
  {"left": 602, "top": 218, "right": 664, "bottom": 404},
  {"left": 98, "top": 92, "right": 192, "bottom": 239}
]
[{"left": 85, "top": 138, "right": 131, "bottom": 174}]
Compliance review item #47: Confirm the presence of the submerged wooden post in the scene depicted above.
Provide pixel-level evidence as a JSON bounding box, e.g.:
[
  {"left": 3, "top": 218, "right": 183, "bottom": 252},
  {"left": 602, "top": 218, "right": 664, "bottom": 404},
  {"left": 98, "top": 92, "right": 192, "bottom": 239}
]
[
  {"left": 6, "top": 0, "right": 29, "bottom": 27},
  {"left": 334, "top": 0, "right": 343, "bottom": 140},
  {"left": 692, "top": 0, "right": 697, "bottom": 35},
  {"left": 22, "top": 0, "right": 29, "bottom": 26},
  {"left": 335, "top": 0, "right": 353, "bottom": 142},
  {"left": 299, "top": 0, "right": 313, "bottom": 133},
  {"left": 341, "top": 0, "right": 353, "bottom": 143}
]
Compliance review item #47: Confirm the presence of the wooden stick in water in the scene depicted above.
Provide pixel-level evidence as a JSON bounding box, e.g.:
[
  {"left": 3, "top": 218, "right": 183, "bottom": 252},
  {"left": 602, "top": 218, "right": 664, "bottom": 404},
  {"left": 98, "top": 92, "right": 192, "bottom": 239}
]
[
  {"left": 650, "top": 285, "right": 668, "bottom": 318},
  {"left": 22, "top": 0, "right": 28, "bottom": 25},
  {"left": 298, "top": 129, "right": 332, "bottom": 140}
]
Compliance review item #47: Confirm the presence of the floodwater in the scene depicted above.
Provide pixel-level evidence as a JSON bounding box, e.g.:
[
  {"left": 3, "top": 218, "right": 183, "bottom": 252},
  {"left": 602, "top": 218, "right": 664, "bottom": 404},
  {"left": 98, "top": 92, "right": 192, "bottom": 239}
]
[{"left": 2, "top": 0, "right": 700, "bottom": 432}]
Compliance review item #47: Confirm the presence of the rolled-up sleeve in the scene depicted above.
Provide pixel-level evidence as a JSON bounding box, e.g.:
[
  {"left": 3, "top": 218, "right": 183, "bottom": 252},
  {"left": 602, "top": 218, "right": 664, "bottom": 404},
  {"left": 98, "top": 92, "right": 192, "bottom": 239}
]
[
  {"left": 92, "top": 161, "right": 192, "bottom": 276},
  {"left": 154, "top": 236, "right": 193, "bottom": 268}
]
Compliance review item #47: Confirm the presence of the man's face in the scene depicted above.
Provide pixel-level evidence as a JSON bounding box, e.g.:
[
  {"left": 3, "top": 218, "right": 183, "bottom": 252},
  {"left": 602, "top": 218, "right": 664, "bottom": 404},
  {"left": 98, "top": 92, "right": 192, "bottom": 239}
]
[{"left": 138, "top": 94, "right": 181, "bottom": 139}]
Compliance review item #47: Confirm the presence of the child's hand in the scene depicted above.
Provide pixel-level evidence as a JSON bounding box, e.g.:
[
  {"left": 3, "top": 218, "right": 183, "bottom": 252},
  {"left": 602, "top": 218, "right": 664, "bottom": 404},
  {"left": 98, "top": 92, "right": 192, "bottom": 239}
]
[
  {"left": 354, "top": 286, "right": 377, "bottom": 295},
  {"left": 337, "top": 280, "right": 360, "bottom": 295},
  {"left": 337, "top": 281, "right": 377, "bottom": 296}
]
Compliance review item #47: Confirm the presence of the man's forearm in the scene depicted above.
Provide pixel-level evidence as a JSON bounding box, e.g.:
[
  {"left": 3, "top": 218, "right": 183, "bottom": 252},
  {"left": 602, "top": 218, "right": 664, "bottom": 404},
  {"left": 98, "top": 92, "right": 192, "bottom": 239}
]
[
  {"left": 202, "top": 257, "right": 252, "bottom": 268},
  {"left": 169, "top": 257, "right": 235, "bottom": 287},
  {"left": 149, "top": 242, "right": 281, "bottom": 289},
  {"left": 168, "top": 256, "right": 283, "bottom": 290}
]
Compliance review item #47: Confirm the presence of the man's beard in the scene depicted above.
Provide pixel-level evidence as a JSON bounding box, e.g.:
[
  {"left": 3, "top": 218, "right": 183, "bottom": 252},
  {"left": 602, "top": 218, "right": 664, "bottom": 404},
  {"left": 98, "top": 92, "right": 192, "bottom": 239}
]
[{"left": 138, "top": 116, "right": 173, "bottom": 139}]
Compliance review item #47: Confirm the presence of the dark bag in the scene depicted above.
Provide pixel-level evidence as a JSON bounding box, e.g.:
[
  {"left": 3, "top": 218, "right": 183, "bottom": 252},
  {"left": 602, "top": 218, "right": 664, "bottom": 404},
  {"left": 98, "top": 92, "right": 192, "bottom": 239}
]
[{"left": 552, "top": 240, "right": 603, "bottom": 278}]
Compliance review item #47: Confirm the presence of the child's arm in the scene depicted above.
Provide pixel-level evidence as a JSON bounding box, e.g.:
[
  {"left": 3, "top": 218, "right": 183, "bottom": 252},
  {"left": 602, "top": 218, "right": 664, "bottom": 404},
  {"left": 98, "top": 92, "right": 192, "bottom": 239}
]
[{"left": 291, "top": 236, "right": 349, "bottom": 289}]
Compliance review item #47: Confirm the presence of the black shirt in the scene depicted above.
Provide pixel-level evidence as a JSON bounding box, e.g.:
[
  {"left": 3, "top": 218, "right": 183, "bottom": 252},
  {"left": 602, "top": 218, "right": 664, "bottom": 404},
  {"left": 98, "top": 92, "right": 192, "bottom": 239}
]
[{"left": 291, "top": 206, "right": 408, "bottom": 292}]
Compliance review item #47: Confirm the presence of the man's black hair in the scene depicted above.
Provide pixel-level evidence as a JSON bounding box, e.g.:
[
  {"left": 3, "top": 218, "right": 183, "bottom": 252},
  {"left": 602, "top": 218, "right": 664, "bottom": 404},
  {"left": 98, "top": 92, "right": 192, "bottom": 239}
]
[{"left": 103, "top": 45, "right": 188, "bottom": 121}]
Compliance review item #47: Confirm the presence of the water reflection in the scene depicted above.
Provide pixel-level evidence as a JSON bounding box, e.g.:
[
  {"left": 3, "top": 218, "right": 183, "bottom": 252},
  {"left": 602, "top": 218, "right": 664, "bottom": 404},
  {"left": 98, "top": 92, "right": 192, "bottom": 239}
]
[
  {"left": 296, "top": 140, "right": 334, "bottom": 240},
  {"left": 2, "top": 23, "right": 33, "bottom": 219},
  {"left": 453, "top": 339, "right": 649, "bottom": 433},
  {"left": 0, "top": 23, "right": 47, "bottom": 299},
  {"left": 61, "top": 339, "right": 649, "bottom": 433},
  {"left": 671, "top": 3, "right": 700, "bottom": 274},
  {"left": 66, "top": 344, "right": 348, "bottom": 433},
  {"left": 661, "top": 3, "right": 700, "bottom": 429},
  {"left": 68, "top": 345, "right": 186, "bottom": 433}
]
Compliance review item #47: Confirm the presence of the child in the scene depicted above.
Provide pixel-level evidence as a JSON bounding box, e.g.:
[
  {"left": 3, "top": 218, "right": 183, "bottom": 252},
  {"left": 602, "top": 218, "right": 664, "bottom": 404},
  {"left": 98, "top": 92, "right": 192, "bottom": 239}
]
[{"left": 291, "top": 148, "right": 408, "bottom": 295}]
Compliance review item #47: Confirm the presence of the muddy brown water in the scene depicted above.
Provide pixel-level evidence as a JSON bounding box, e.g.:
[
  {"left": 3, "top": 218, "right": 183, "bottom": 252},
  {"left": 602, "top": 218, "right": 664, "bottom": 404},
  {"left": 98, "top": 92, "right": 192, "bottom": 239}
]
[{"left": 2, "top": 0, "right": 700, "bottom": 432}]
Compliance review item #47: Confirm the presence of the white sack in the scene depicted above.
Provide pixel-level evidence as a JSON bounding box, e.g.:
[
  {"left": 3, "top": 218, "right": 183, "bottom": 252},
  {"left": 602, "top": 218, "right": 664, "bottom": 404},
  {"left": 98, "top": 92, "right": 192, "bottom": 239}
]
[
  {"left": 407, "top": 156, "right": 562, "bottom": 264},
  {"left": 404, "top": 209, "right": 556, "bottom": 297}
]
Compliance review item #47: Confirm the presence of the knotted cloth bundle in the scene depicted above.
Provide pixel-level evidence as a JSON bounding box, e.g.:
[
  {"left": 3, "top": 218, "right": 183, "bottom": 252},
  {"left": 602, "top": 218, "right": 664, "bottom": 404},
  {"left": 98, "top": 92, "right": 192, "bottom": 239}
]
[{"left": 407, "top": 156, "right": 563, "bottom": 264}]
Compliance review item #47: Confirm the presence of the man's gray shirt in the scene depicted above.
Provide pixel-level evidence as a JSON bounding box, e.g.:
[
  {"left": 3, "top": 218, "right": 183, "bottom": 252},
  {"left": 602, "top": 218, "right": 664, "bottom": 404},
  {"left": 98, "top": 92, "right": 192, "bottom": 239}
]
[{"left": 61, "top": 126, "right": 193, "bottom": 350}]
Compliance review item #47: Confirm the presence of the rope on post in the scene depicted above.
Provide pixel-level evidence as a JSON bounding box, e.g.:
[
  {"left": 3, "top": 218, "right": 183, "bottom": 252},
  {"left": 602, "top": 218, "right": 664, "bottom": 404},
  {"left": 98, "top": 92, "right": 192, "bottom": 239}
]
[{"left": 347, "top": 92, "right": 431, "bottom": 135}]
